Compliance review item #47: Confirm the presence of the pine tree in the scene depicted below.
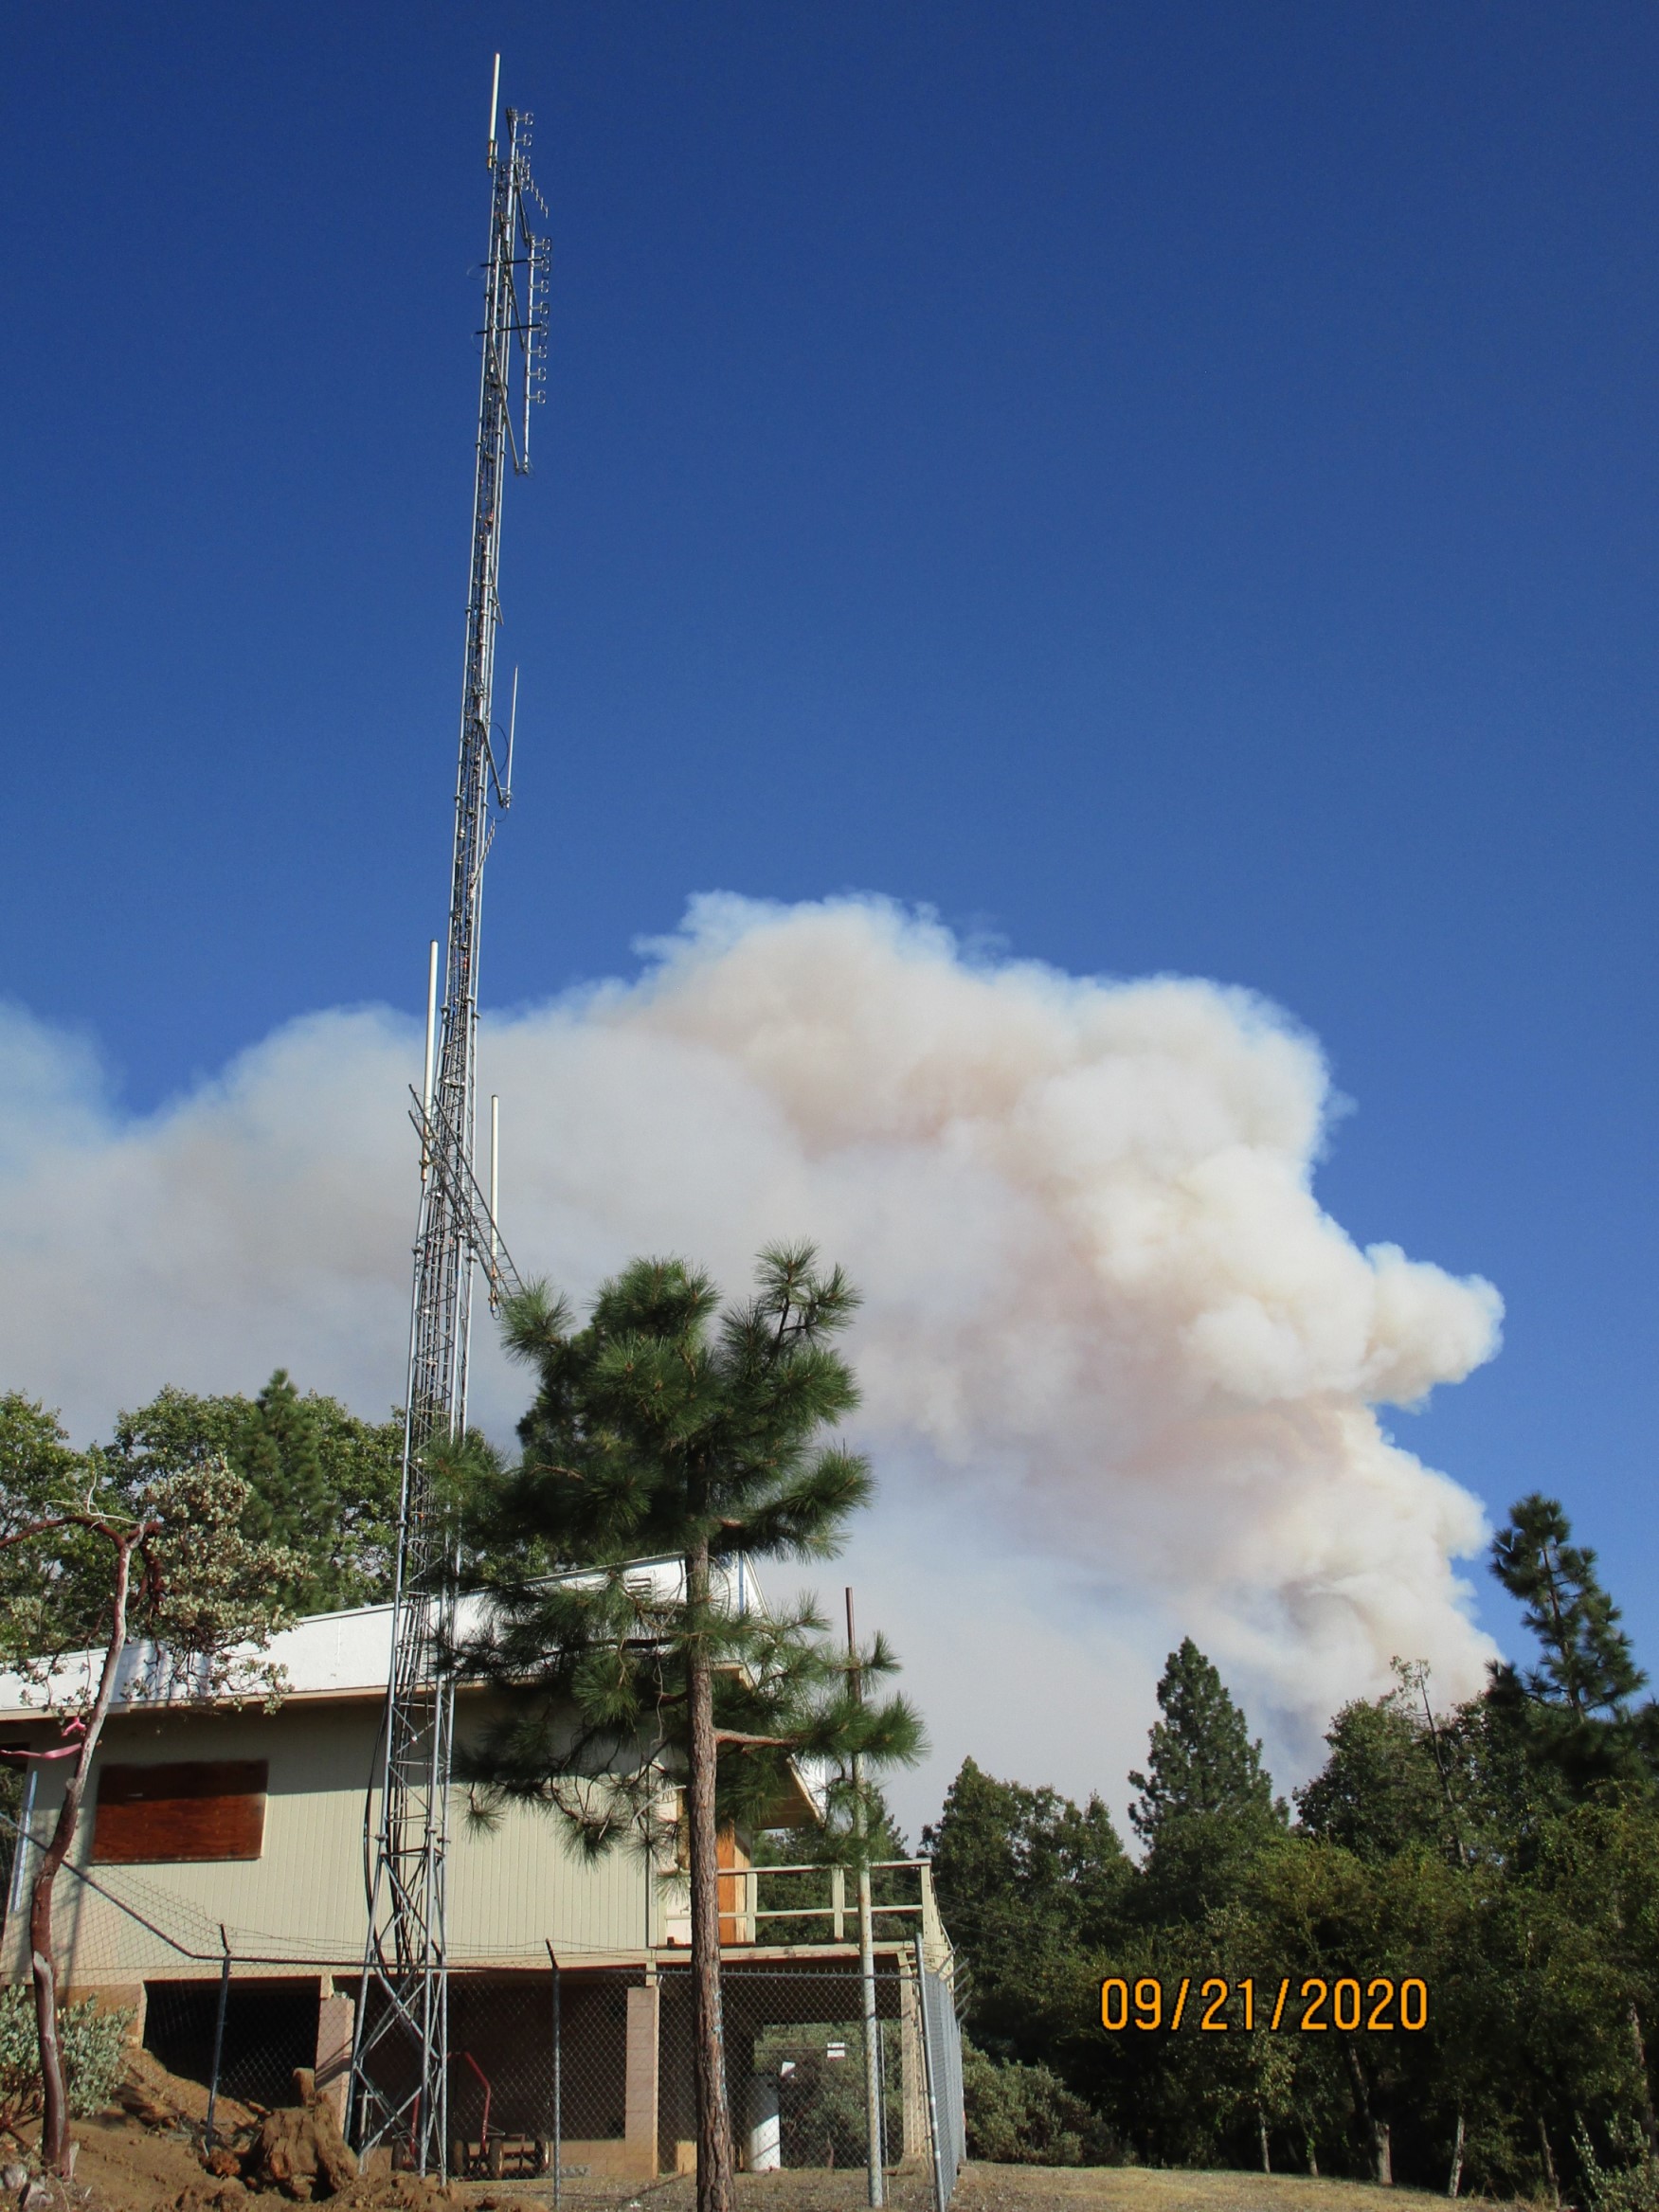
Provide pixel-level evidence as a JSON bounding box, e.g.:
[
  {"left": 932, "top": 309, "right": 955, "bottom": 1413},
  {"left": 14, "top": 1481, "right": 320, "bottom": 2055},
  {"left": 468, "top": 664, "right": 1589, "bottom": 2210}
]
[
  {"left": 108, "top": 1376, "right": 402, "bottom": 1611},
  {"left": 751, "top": 1776, "right": 911, "bottom": 1944},
  {"left": 236, "top": 1372, "right": 329, "bottom": 1575},
  {"left": 455, "top": 1247, "right": 922, "bottom": 2212},
  {"left": 1129, "top": 1639, "right": 1280, "bottom": 1845},
  {"left": 1491, "top": 1495, "right": 1646, "bottom": 1718},
  {"left": 922, "top": 1757, "right": 1127, "bottom": 2059},
  {"left": 1294, "top": 1691, "right": 1450, "bottom": 1863}
]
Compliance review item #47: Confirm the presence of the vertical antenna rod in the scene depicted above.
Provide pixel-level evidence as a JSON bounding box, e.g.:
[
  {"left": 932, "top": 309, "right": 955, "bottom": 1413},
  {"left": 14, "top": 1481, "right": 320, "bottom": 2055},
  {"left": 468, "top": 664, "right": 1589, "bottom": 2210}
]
[
  {"left": 420, "top": 941, "right": 439, "bottom": 1179},
  {"left": 489, "top": 1094, "right": 501, "bottom": 1301},
  {"left": 351, "top": 61, "right": 550, "bottom": 2175}
]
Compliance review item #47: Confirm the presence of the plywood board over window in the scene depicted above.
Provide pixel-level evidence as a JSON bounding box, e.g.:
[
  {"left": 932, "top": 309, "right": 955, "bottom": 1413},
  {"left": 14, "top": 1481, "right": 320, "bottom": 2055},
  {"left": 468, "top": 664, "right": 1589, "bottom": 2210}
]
[{"left": 91, "top": 1761, "right": 267, "bottom": 1863}]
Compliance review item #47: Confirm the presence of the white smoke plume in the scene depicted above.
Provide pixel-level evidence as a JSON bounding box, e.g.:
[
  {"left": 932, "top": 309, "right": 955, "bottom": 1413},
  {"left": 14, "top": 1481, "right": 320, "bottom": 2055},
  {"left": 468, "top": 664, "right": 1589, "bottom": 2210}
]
[{"left": 0, "top": 894, "right": 1502, "bottom": 1824}]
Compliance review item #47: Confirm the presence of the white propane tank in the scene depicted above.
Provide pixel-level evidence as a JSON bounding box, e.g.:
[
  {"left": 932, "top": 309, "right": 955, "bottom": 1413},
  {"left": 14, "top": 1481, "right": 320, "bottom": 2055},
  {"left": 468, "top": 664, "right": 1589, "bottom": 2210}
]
[{"left": 747, "top": 2075, "right": 783, "bottom": 2171}]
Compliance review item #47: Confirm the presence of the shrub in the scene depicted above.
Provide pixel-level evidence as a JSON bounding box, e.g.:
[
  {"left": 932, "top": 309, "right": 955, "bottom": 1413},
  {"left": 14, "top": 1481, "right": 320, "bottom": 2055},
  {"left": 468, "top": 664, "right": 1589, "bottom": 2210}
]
[
  {"left": 962, "top": 2038, "right": 1117, "bottom": 2166},
  {"left": 0, "top": 1985, "right": 133, "bottom": 2130},
  {"left": 1575, "top": 2126, "right": 1659, "bottom": 2212}
]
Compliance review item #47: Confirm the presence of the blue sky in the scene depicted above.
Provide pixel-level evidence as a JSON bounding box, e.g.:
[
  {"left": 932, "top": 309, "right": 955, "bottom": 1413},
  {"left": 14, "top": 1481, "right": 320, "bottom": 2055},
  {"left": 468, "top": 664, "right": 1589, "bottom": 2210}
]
[{"left": 4, "top": 4, "right": 1659, "bottom": 1707}]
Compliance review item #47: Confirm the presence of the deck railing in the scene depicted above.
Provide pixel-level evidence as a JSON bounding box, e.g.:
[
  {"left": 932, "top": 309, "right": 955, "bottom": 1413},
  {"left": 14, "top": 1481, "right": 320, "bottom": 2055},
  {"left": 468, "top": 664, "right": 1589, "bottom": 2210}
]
[{"left": 718, "top": 1858, "right": 951, "bottom": 1971}]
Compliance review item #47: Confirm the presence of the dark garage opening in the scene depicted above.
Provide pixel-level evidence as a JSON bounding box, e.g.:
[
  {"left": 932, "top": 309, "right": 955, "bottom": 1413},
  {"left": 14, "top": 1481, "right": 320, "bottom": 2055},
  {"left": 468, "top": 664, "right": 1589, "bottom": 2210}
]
[{"left": 144, "top": 1975, "right": 320, "bottom": 2110}]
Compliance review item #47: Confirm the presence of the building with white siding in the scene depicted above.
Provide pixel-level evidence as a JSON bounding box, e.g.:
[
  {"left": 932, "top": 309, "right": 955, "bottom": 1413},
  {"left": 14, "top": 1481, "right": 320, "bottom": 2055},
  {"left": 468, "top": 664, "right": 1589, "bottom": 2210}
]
[{"left": 0, "top": 1573, "right": 953, "bottom": 2181}]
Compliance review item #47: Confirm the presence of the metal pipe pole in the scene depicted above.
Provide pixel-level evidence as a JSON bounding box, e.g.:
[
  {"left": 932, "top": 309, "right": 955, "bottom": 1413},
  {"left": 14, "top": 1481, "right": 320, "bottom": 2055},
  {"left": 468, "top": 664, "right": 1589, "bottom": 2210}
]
[
  {"left": 206, "top": 1930, "right": 231, "bottom": 2152},
  {"left": 915, "top": 1934, "right": 945, "bottom": 2212},
  {"left": 847, "top": 1589, "right": 884, "bottom": 2206},
  {"left": 545, "top": 1943, "right": 562, "bottom": 2212},
  {"left": 7, "top": 1769, "right": 38, "bottom": 1916}
]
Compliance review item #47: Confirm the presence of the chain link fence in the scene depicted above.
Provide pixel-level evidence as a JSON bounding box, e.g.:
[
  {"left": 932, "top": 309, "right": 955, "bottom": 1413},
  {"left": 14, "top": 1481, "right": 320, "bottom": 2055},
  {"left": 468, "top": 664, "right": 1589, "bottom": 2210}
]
[
  {"left": 144, "top": 1970, "right": 334, "bottom": 2119},
  {"left": 354, "top": 1960, "right": 956, "bottom": 2194},
  {"left": 918, "top": 1959, "right": 965, "bottom": 2207},
  {"left": 661, "top": 1963, "right": 914, "bottom": 2182},
  {"left": 1, "top": 1808, "right": 965, "bottom": 2203}
]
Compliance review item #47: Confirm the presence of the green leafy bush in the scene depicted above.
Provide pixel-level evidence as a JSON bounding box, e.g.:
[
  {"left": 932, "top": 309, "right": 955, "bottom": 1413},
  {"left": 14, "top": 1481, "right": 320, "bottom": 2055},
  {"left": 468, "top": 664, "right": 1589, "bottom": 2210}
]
[
  {"left": 1575, "top": 2126, "right": 1659, "bottom": 2212},
  {"left": 0, "top": 1985, "right": 133, "bottom": 2129},
  {"left": 962, "top": 2038, "right": 1116, "bottom": 2166}
]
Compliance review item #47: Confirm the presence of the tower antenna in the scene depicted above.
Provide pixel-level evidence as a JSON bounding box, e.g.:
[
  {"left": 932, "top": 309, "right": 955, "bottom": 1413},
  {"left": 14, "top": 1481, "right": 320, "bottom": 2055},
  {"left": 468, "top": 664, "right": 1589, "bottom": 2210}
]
[{"left": 349, "top": 60, "right": 550, "bottom": 2174}]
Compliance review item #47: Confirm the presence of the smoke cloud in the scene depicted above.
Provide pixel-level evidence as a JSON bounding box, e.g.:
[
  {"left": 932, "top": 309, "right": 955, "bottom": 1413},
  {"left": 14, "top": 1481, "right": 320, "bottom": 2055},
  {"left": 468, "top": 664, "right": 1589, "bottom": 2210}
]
[{"left": 0, "top": 894, "right": 1502, "bottom": 1824}]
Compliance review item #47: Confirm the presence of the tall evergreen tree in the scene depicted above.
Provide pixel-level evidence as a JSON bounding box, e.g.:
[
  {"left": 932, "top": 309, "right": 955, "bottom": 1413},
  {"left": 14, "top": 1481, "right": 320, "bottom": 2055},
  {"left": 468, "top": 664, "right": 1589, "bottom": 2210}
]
[
  {"left": 0, "top": 1397, "right": 112, "bottom": 1656},
  {"left": 236, "top": 1371, "right": 329, "bottom": 1566},
  {"left": 107, "top": 1375, "right": 401, "bottom": 1611},
  {"left": 1491, "top": 1495, "right": 1646, "bottom": 1718},
  {"left": 758, "top": 1772, "right": 908, "bottom": 1868},
  {"left": 751, "top": 1776, "right": 911, "bottom": 1944},
  {"left": 1129, "top": 1638, "right": 1280, "bottom": 1844},
  {"left": 455, "top": 1248, "right": 921, "bottom": 2212},
  {"left": 923, "top": 1757, "right": 1127, "bottom": 2060},
  {"left": 1295, "top": 1691, "right": 1451, "bottom": 1864}
]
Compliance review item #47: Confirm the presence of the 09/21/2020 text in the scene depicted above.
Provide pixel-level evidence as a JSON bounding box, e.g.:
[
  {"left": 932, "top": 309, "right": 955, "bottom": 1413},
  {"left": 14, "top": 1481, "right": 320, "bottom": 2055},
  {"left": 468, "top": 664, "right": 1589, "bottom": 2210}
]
[{"left": 1099, "top": 1976, "right": 1428, "bottom": 2034}]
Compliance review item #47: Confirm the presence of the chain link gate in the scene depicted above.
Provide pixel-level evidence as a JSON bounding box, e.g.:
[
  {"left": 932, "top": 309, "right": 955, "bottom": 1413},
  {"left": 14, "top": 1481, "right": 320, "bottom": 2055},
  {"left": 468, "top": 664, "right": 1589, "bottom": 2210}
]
[{"left": 916, "top": 1950, "right": 965, "bottom": 2209}]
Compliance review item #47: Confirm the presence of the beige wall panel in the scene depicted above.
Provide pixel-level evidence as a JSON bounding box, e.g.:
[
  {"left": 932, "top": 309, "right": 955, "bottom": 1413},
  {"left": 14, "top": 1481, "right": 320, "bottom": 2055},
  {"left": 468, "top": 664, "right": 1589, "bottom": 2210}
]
[
  {"left": 4, "top": 1699, "right": 679, "bottom": 1984},
  {"left": 444, "top": 1706, "right": 667, "bottom": 1962},
  {"left": 6, "top": 1705, "right": 380, "bottom": 1985}
]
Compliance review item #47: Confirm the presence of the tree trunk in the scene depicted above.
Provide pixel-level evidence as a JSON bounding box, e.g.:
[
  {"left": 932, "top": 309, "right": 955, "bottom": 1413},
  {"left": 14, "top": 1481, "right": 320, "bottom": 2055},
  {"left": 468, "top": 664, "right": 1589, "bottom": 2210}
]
[
  {"left": 1343, "top": 2039, "right": 1391, "bottom": 2185},
  {"left": 1630, "top": 2003, "right": 1659, "bottom": 2156},
  {"left": 1536, "top": 2115, "right": 1560, "bottom": 2208},
  {"left": 1447, "top": 2110, "right": 1465, "bottom": 2199},
  {"left": 31, "top": 1535, "right": 136, "bottom": 2176},
  {"left": 685, "top": 1536, "right": 734, "bottom": 2212},
  {"left": 1374, "top": 2121, "right": 1393, "bottom": 2187},
  {"left": 1257, "top": 2110, "right": 1271, "bottom": 2173},
  {"left": 1306, "top": 2138, "right": 1318, "bottom": 2178}
]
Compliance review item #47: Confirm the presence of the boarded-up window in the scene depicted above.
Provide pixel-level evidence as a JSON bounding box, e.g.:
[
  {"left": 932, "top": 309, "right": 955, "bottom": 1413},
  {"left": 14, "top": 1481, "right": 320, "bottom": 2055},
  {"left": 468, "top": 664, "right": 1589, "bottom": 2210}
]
[{"left": 91, "top": 1761, "right": 267, "bottom": 1863}]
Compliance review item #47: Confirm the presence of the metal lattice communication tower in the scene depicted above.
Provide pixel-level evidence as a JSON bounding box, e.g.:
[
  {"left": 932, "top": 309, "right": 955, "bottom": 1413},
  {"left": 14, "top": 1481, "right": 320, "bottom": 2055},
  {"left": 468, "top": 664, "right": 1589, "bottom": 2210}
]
[{"left": 350, "top": 60, "right": 549, "bottom": 2173}]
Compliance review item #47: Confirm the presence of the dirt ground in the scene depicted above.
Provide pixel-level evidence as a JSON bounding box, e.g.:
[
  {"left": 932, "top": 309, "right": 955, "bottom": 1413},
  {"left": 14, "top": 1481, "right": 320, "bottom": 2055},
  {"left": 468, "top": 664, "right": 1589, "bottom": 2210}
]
[
  {"left": 7, "top": 2123, "right": 1525, "bottom": 2212},
  {"left": 3, "top": 2059, "right": 1518, "bottom": 2212},
  {"left": 562, "top": 2170, "right": 1501, "bottom": 2212},
  {"left": 951, "top": 2166, "right": 1496, "bottom": 2212}
]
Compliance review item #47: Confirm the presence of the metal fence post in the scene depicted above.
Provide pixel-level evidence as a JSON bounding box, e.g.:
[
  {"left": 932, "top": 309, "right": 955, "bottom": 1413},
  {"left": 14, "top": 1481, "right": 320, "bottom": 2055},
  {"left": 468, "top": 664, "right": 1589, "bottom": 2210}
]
[
  {"left": 5, "top": 1771, "right": 38, "bottom": 1923},
  {"left": 848, "top": 1588, "right": 885, "bottom": 2208},
  {"left": 205, "top": 1929, "right": 232, "bottom": 2152},
  {"left": 915, "top": 1936, "right": 954, "bottom": 2212},
  {"left": 554, "top": 1961, "right": 562, "bottom": 2212},
  {"left": 875, "top": 2017, "right": 888, "bottom": 2176}
]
